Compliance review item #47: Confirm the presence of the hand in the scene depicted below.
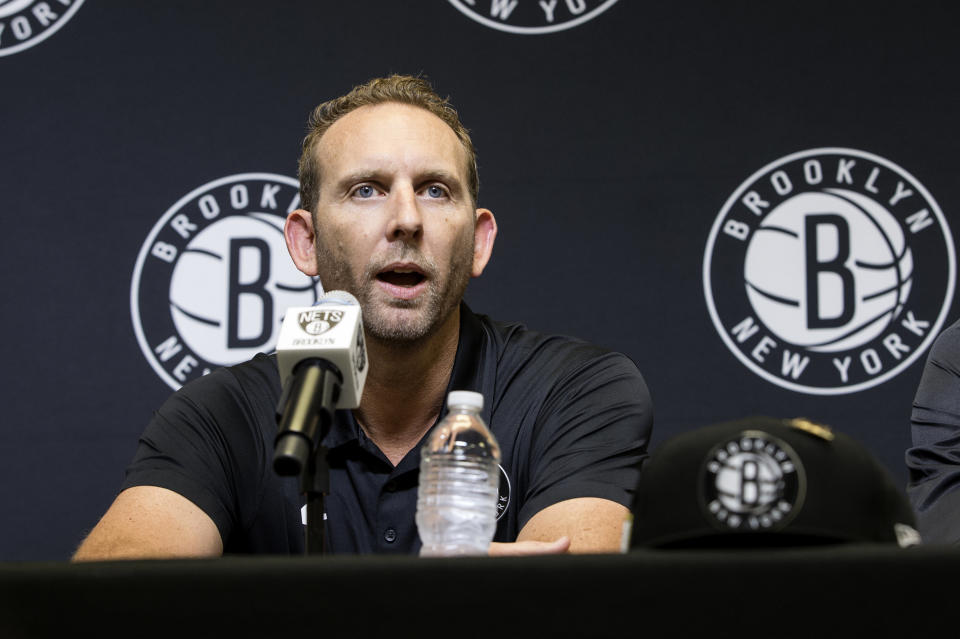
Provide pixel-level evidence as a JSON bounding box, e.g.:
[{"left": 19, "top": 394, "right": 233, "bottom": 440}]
[{"left": 488, "top": 536, "right": 570, "bottom": 557}]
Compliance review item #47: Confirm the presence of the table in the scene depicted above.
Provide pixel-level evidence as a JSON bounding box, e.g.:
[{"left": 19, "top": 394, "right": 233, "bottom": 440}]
[{"left": 1, "top": 544, "right": 954, "bottom": 637}]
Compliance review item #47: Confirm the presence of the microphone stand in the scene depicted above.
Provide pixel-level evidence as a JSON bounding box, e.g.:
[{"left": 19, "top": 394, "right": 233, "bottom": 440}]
[
  {"left": 273, "top": 359, "right": 343, "bottom": 555},
  {"left": 303, "top": 444, "right": 329, "bottom": 555}
]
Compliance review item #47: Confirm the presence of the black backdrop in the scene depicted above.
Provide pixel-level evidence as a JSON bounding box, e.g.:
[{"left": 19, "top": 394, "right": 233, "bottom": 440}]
[{"left": 2, "top": 0, "right": 958, "bottom": 560}]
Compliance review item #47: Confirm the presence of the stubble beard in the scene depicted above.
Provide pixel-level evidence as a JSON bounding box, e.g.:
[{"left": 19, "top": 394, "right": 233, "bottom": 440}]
[{"left": 315, "top": 231, "right": 474, "bottom": 345}]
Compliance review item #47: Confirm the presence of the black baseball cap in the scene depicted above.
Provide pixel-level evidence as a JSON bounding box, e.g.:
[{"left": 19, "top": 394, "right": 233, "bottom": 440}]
[{"left": 628, "top": 416, "right": 920, "bottom": 549}]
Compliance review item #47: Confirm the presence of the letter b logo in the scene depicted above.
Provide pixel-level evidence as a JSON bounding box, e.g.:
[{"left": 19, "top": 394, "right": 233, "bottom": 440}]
[
  {"left": 804, "top": 214, "right": 855, "bottom": 329},
  {"left": 227, "top": 237, "right": 273, "bottom": 349},
  {"left": 743, "top": 189, "right": 912, "bottom": 353}
]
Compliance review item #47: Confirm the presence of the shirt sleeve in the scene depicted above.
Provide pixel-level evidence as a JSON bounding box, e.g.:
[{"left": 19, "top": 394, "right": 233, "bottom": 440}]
[
  {"left": 120, "top": 366, "right": 268, "bottom": 543},
  {"left": 518, "top": 351, "right": 653, "bottom": 530},
  {"left": 906, "top": 321, "right": 960, "bottom": 544}
]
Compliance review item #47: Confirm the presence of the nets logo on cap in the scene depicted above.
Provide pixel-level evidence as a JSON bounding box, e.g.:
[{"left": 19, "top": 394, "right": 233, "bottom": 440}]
[
  {"left": 0, "top": 0, "right": 84, "bottom": 57},
  {"left": 447, "top": 0, "right": 618, "bottom": 34},
  {"left": 701, "top": 430, "right": 805, "bottom": 532},
  {"left": 131, "top": 173, "right": 323, "bottom": 390},
  {"left": 704, "top": 148, "right": 955, "bottom": 395}
]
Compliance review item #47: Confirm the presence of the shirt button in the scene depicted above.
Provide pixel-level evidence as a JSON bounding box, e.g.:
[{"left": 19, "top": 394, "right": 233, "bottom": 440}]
[
  {"left": 384, "top": 528, "right": 397, "bottom": 543},
  {"left": 385, "top": 480, "right": 398, "bottom": 492}
]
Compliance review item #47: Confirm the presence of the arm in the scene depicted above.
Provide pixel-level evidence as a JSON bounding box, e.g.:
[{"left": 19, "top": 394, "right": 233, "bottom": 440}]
[
  {"left": 72, "top": 486, "right": 223, "bottom": 561},
  {"left": 515, "top": 497, "right": 628, "bottom": 552},
  {"left": 77, "top": 360, "right": 279, "bottom": 560},
  {"left": 488, "top": 496, "right": 629, "bottom": 556},
  {"left": 490, "top": 348, "right": 653, "bottom": 557}
]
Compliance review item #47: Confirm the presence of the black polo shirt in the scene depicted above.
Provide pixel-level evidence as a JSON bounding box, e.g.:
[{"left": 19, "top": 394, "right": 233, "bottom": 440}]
[{"left": 122, "top": 304, "right": 653, "bottom": 555}]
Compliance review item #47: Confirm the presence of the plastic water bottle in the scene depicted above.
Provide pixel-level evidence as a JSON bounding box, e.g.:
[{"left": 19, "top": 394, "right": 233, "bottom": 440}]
[{"left": 416, "top": 390, "right": 501, "bottom": 556}]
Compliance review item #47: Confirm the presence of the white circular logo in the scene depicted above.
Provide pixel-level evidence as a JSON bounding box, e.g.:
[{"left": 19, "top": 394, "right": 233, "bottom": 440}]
[
  {"left": 704, "top": 148, "right": 955, "bottom": 395},
  {"left": 0, "top": 0, "right": 84, "bottom": 57},
  {"left": 497, "top": 464, "right": 511, "bottom": 520},
  {"left": 701, "top": 431, "right": 805, "bottom": 531},
  {"left": 447, "top": 0, "right": 618, "bottom": 34},
  {"left": 131, "top": 173, "right": 323, "bottom": 390}
]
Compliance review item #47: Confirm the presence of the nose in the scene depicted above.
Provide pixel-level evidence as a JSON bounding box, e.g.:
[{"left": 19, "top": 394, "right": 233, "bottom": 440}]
[{"left": 386, "top": 184, "right": 423, "bottom": 242}]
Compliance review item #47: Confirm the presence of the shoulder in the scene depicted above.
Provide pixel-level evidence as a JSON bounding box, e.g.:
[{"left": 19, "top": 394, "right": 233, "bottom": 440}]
[
  {"left": 471, "top": 311, "right": 652, "bottom": 426},
  {"left": 475, "top": 311, "right": 645, "bottom": 384},
  {"left": 914, "top": 317, "right": 960, "bottom": 398},
  {"left": 177, "top": 352, "right": 280, "bottom": 396},
  {"left": 160, "top": 352, "right": 281, "bottom": 422},
  {"left": 913, "top": 318, "right": 960, "bottom": 408},
  {"left": 927, "top": 317, "right": 960, "bottom": 365}
]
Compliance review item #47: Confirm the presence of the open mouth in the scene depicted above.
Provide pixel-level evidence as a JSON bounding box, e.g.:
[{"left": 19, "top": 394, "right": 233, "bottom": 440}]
[{"left": 376, "top": 268, "right": 426, "bottom": 288}]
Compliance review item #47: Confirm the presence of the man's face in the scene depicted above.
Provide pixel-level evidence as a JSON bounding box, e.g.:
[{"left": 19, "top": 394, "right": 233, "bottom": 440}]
[{"left": 310, "top": 102, "right": 477, "bottom": 343}]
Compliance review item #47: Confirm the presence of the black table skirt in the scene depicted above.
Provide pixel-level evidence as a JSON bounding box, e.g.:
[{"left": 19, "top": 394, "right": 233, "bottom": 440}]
[{"left": 1, "top": 545, "right": 953, "bottom": 638}]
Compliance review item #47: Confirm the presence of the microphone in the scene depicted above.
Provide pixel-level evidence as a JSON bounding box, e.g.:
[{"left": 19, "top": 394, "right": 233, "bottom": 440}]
[{"left": 273, "top": 290, "right": 368, "bottom": 478}]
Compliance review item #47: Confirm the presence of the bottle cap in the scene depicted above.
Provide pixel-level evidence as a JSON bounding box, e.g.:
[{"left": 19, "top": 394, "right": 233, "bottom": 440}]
[{"left": 447, "top": 390, "right": 483, "bottom": 411}]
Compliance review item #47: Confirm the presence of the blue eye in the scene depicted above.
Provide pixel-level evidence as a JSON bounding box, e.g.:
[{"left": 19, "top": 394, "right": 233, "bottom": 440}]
[
  {"left": 426, "top": 185, "right": 446, "bottom": 198},
  {"left": 355, "top": 185, "right": 375, "bottom": 198}
]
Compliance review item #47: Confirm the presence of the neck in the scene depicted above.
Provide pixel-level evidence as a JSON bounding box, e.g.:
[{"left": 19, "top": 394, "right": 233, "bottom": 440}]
[{"left": 353, "top": 306, "right": 461, "bottom": 465}]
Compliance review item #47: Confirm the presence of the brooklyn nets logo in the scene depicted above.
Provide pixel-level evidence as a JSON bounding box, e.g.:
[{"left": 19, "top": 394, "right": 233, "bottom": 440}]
[
  {"left": 0, "top": 0, "right": 84, "bottom": 57},
  {"left": 297, "top": 309, "right": 343, "bottom": 337},
  {"left": 447, "top": 0, "right": 618, "bottom": 34},
  {"left": 704, "top": 148, "right": 955, "bottom": 395},
  {"left": 131, "top": 173, "right": 323, "bottom": 390},
  {"left": 701, "top": 431, "right": 805, "bottom": 532}
]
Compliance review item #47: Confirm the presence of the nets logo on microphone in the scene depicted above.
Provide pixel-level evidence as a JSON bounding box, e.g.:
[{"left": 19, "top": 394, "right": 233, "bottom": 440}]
[
  {"left": 704, "top": 148, "right": 955, "bottom": 395},
  {"left": 298, "top": 309, "right": 343, "bottom": 337},
  {"left": 447, "top": 0, "right": 618, "bottom": 34},
  {"left": 132, "top": 173, "right": 323, "bottom": 390},
  {"left": 0, "top": 0, "right": 85, "bottom": 57}
]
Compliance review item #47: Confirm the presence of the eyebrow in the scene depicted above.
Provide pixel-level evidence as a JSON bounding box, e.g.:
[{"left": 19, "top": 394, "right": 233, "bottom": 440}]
[{"left": 333, "top": 171, "right": 381, "bottom": 192}]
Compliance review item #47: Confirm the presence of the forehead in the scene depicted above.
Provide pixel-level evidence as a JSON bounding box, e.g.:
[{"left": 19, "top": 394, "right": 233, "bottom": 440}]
[{"left": 314, "top": 102, "right": 468, "bottom": 185}]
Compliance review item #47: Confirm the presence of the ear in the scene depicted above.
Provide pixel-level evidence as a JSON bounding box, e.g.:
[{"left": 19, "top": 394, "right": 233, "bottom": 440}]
[
  {"left": 471, "top": 208, "right": 497, "bottom": 277},
  {"left": 284, "top": 209, "right": 319, "bottom": 276}
]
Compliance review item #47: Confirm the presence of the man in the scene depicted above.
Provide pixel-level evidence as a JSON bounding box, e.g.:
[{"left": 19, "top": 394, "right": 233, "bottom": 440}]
[
  {"left": 72, "top": 75, "right": 652, "bottom": 559},
  {"left": 906, "top": 316, "right": 960, "bottom": 543}
]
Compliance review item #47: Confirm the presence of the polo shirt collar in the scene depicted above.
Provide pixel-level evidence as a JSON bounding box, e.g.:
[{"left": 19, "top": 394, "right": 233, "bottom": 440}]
[{"left": 321, "top": 302, "right": 490, "bottom": 453}]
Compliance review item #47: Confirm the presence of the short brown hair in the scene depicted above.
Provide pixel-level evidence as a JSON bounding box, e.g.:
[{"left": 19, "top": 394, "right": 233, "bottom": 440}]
[{"left": 297, "top": 75, "right": 479, "bottom": 213}]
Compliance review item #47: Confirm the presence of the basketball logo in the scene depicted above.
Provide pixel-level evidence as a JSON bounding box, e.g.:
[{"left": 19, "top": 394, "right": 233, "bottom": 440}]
[
  {"left": 296, "top": 309, "right": 343, "bottom": 336},
  {"left": 701, "top": 431, "right": 804, "bottom": 531},
  {"left": 704, "top": 148, "right": 955, "bottom": 395},
  {"left": 744, "top": 189, "right": 913, "bottom": 351},
  {"left": 132, "top": 173, "right": 323, "bottom": 390},
  {"left": 447, "top": 0, "right": 619, "bottom": 35},
  {"left": 0, "top": 0, "right": 85, "bottom": 57}
]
